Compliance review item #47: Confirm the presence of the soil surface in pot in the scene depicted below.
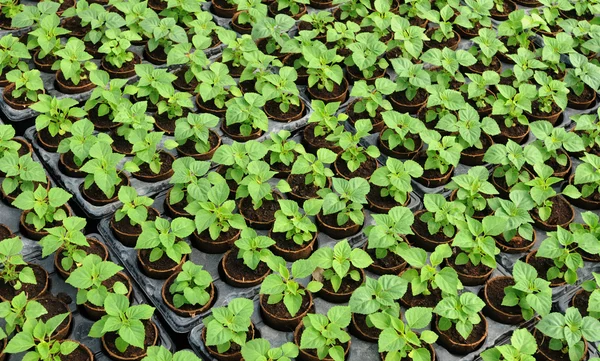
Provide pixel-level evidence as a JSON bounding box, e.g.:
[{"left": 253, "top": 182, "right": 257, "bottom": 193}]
[
  {"left": 496, "top": 234, "right": 533, "bottom": 250},
  {"left": 288, "top": 174, "right": 323, "bottom": 199},
  {"left": 531, "top": 196, "right": 572, "bottom": 226},
  {"left": 88, "top": 106, "right": 116, "bottom": 129},
  {"left": 262, "top": 292, "right": 311, "bottom": 319},
  {"left": 335, "top": 157, "right": 377, "bottom": 179},
  {"left": 223, "top": 250, "right": 269, "bottom": 282},
  {"left": 61, "top": 151, "right": 85, "bottom": 172},
  {"left": 57, "top": 239, "right": 107, "bottom": 273},
  {"left": 85, "top": 273, "right": 129, "bottom": 310},
  {"left": 297, "top": 327, "right": 349, "bottom": 358},
  {"left": 303, "top": 126, "right": 340, "bottom": 152},
  {"left": 403, "top": 284, "right": 442, "bottom": 308},
  {"left": 468, "top": 57, "right": 502, "bottom": 74},
  {"left": 240, "top": 197, "right": 279, "bottom": 223},
  {"left": 113, "top": 209, "right": 159, "bottom": 236},
  {"left": 37, "top": 297, "right": 70, "bottom": 335},
  {"left": 390, "top": 89, "right": 428, "bottom": 108},
  {"left": 139, "top": 249, "right": 179, "bottom": 272},
  {"left": 320, "top": 268, "right": 362, "bottom": 295},
  {"left": 163, "top": 276, "right": 212, "bottom": 314},
  {"left": 366, "top": 247, "right": 404, "bottom": 270},
  {"left": 104, "top": 320, "right": 156, "bottom": 358},
  {"left": 486, "top": 277, "right": 521, "bottom": 315},
  {"left": 447, "top": 253, "right": 492, "bottom": 277},
  {"left": 60, "top": 343, "right": 91, "bottom": 361},
  {"left": 573, "top": 290, "right": 591, "bottom": 317},
  {"left": 354, "top": 313, "right": 381, "bottom": 338},
  {"left": 367, "top": 185, "right": 402, "bottom": 209},
  {"left": 82, "top": 174, "right": 127, "bottom": 203},
  {"left": 0, "top": 264, "right": 46, "bottom": 300},
  {"left": 134, "top": 153, "right": 173, "bottom": 177},
  {"left": 527, "top": 254, "right": 565, "bottom": 284},
  {"left": 568, "top": 86, "right": 596, "bottom": 104},
  {"left": 39, "top": 128, "right": 68, "bottom": 150},
  {"left": 320, "top": 213, "right": 359, "bottom": 231},
  {"left": 265, "top": 100, "right": 304, "bottom": 120},
  {"left": 177, "top": 132, "right": 220, "bottom": 156},
  {"left": 197, "top": 227, "right": 239, "bottom": 245},
  {"left": 309, "top": 82, "right": 346, "bottom": 99},
  {"left": 111, "top": 134, "right": 133, "bottom": 154},
  {"left": 412, "top": 216, "right": 451, "bottom": 244},
  {"left": 535, "top": 330, "right": 572, "bottom": 361},
  {"left": 439, "top": 320, "right": 486, "bottom": 345},
  {"left": 271, "top": 231, "right": 313, "bottom": 252},
  {"left": 0, "top": 226, "right": 13, "bottom": 240}
]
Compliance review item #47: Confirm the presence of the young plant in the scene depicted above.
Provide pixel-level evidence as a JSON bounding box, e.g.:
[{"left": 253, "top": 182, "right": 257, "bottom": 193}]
[
  {"left": 273, "top": 199, "right": 318, "bottom": 246},
  {"left": 492, "top": 84, "right": 537, "bottom": 128},
  {"left": 401, "top": 244, "right": 463, "bottom": 297},
  {"left": 470, "top": 28, "right": 507, "bottom": 67},
  {"left": 307, "top": 100, "right": 348, "bottom": 138},
  {"left": 212, "top": 140, "right": 269, "bottom": 186},
  {"left": 327, "top": 119, "right": 380, "bottom": 173},
  {"left": 203, "top": 298, "right": 254, "bottom": 353},
  {"left": 242, "top": 339, "right": 299, "bottom": 361},
  {"left": 98, "top": 29, "right": 142, "bottom": 69},
  {"left": 84, "top": 70, "right": 130, "bottom": 122},
  {"left": 0, "top": 291, "right": 47, "bottom": 336},
  {"left": 497, "top": 10, "right": 537, "bottom": 50},
  {"left": 536, "top": 308, "right": 600, "bottom": 361},
  {"left": 114, "top": 102, "right": 156, "bottom": 143},
  {"left": 66, "top": 254, "right": 129, "bottom": 308},
  {"left": 371, "top": 307, "right": 438, "bottom": 361},
  {"left": 349, "top": 79, "right": 395, "bottom": 118},
  {"left": 31, "top": 95, "right": 86, "bottom": 140},
  {"left": 481, "top": 329, "right": 538, "bottom": 361},
  {"left": 264, "top": 130, "right": 303, "bottom": 170},
  {"left": 299, "top": 306, "right": 351, "bottom": 361},
  {"left": 156, "top": 90, "right": 194, "bottom": 121},
  {"left": 0, "top": 153, "right": 47, "bottom": 197},
  {"left": 388, "top": 17, "right": 428, "bottom": 61},
  {"left": 0, "top": 35, "right": 30, "bottom": 79},
  {"left": 234, "top": 228, "right": 275, "bottom": 271},
  {"left": 80, "top": 142, "right": 126, "bottom": 199},
  {"left": 502, "top": 260, "right": 552, "bottom": 320},
  {"left": 380, "top": 111, "right": 426, "bottom": 153},
  {"left": 420, "top": 130, "right": 463, "bottom": 176},
  {"left": 168, "top": 261, "right": 213, "bottom": 309},
  {"left": 137, "top": 217, "right": 194, "bottom": 265},
  {"left": 235, "top": 160, "right": 289, "bottom": 210},
  {"left": 445, "top": 165, "right": 498, "bottom": 216},
  {"left": 461, "top": 72, "right": 500, "bottom": 111},
  {"left": 488, "top": 192, "right": 535, "bottom": 246},
  {"left": 565, "top": 53, "right": 600, "bottom": 100},
  {"left": 12, "top": 185, "right": 72, "bottom": 231},
  {"left": 349, "top": 275, "right": 407, "bottom": 323},
  {"left": 144, "top": 347, "right": 203, "bottom": 361},
  {"left": 167, "top": 157, "right": 211, "bottom": 207},
  {"left": 304, "top": 42, "right": 344, "bottom": 92},
  {"left": 125, "top": 65, "right": 177, "bottom": 105},
  {"left": 225, "top": 93, "right": 269, "bottom": 136},
  {"left": 390, "top": 58, "right": 431, "bottom": 103},
  {"left": 370, "top": 159, "right": 423, "bottom": 206},
  {"left": 196, "top": 62, "right": 242, "bottom": 110},
  {"left": 261, "top": 67, "right": 302, "bottom": 114},
  {"left": 174, "top": 113, "right": 220, "bottom": 155},
  {"left": 346, "top": 32, "right": 388, "bottom": 79},
  {"left": 89, "top": 293, "right": 155, "bottom": 352},
  {"left": 141, "top": 17, "right": 188, "bottom": 57},
  {"left": 365, "top": 206, "right": 414, "bottom": 261},
  {"left": 251, "top": 14, "right": 295, "bottom": 56},
  {"left": 125, "top": 130, "right": 177, "bottom": 175},
  {"left": 114, "top": 186, "right": 154, "bottom": 228},
  {"left": 484, "top": 140, "right": 542, "bottom": 191},
  {"left": 316, "top": 177, "right": 370, "bottom": 227},
  {"left": 0, "top": 125, "right": 21, "bottom": 160},
  {"left": 58, "top": 119, "right": 112, "bottom": 169},
  {"left": 5, "top": 65, "right": 44, "bottom": 103},
  {"left": 52, "top": 37, "right": 97, "bottom": 85},
  {"left": 420, "top": 194, "right": 465, "bottom": 239},
  {"left": 421, "top": 48, "right": 476, "bottom": 85},
  {"left": 531, "top": 121, "right": 584, "bottom": 170},
  {"left": 310, "top": 240, "right": 373, "bottom": 292},
  {"left": 418, "top": 4, "right": 457, "bottom": 44},
  {"left": 531, "top": 71, "right": 569, "bottom": 114},
  {"left": 26, "top": 14, "right": 69, "bottom": 60},
  {"left": 0, "top": 237, "right": 36, "bottom": 291},
  {"left": 452, "top": 216, "right": 502, "bottom": 269},
  {"left": 289, "top": 148, "right": 337, "bottom": 192},
  {"left": 434, "top": 291, "right": 485, "bottom": 340},
  {"left": 261, "top": 256, "right": 322, "bottom": 317},
  {"left": 40, "top": 216, "right": 90, "bottom": 272}
]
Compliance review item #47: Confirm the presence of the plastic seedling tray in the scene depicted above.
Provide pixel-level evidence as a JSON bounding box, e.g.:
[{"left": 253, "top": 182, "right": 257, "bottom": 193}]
[{"left": 2, "top": 232, "right": 175, "bottom": 361}]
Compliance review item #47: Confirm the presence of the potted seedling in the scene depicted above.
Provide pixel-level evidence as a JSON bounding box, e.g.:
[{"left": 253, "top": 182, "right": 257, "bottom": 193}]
[
  {"left": 328, "top": 119, "right": 380, "bottom": 180},
  {"left": 270, "top": 199, "right": 319, "bottom": 261},
  {"left": 410, "top": 194, "right": 465, "bottom": 251},
  {"left": 434, "top": 291, "right": 487, "bottom": 354},
  {"left": 348, "top": 275, "right": 407, "bottom": 342},
  {"left": 461, "top": 72, "right": 499, "bottom": 117},
  {"left": 416, "top": 130, "right": 462, "bottom": 187},
  {"left": 162, "top": 261, "right": 215, "bottom": 317},
  {"left": 0, "top": 125, "right": 30, "bottom": 177},
  {"left": 304, "top": 42, "right": 348, "bottom": 103},
  {"left": 0, "top": 153, "right": 48, "bottom": 204},
  {"left": 123, "top": 130, "right": 176, "bottom": 182},
  {"left": 296, "top": 306, "right": 352, "bottom": 361},
  {"left": 421, "top": 48, "right": 476, "bottom": 88},
  {"left": 212, "top": 140, "right": 269, "bottom": 197},
  {"left": 124, "top": 65, "right": 177, "bottom": 111},
  {"left": 140, "top": 17, "right": 188, "bottom": 65},
  {"left": 571, "top": 153, "right": 600, "bottom": 210},
  {"left": 488, "top": 192, "right": 536, "bottom": 253},
  {"left": 144, "top": 347, "right": 203, "bottom": 361},
  {"left": 378, "top": 111, "right": 426, "bottom": 160},
  {"left": 2, "top": 65, "right": 44, "bottom": 110},
  {"left": 303, "top": 100, "right": 346, "bottom": 154},
  {"left": 491, "top": 83, "right": 537, "bottom": 144},
  {"left": 154, "top": 90, "right": 194, "bottom": 135},
  {"left": 345, "top": 32, "right": 388, "bottom": 83},
  {"left": 287, "top": 148, "right": 336, "bottom": 203},
  {"left": 261, "top": 67, "right": 306, "bottom": 122},
  {"left": 0, "top": 34, "right": 30, "bottom": 87},
  {"left": 173, "top": 113, "right": 221, "bottom": 161},
  {"left": 112, "top": 102, "right": 155, "bottom": 155},
  {"left": 483, "top": 140, "right": 542, "bottom": 197},
  {"left": 324, "top": 21, "right": 360, "bottom": 57},
  {"left": 481, "top": 329, "right": 537, "bottom": 361},
  {"left": 167, "top": 38, "right": 211, "bottom": 92},
  {"left": 0, "top": 237, "right": 43, "bottom": 301},
  {"left": 313, "top": 177, "right": 370, "bottom": 239},
  {"left": 260, "top": 255, "right": 321, "bottom": 330},
  {"left": 57, "top": 119, "right": 112, "bottom": 177},
  {"left": 527, "top": 71, "right": 568, "bottom": 126},
  {"left": 136, "top": 217, "right": 194, "bottom": 279},
  {"left": 309, "top": 239, "right": 372, "bottom": 303},
  {"left": 231, "top": 0, "right": 268, "bottom": 34},
  {"left": 570, "top": 212, "right": 600, "bottom": 262},
  {"left": 196, "top": 60, "right": 242, "bottom": 117},
  {"left": 485, "top": 261, "right": 551, "bottom": 324},
  {"left": 364, "top": 206, "right": 413, "bottom": 274},
  {"left": 30, "top": 95, "right": 85, "bottom": 152},
  {"left": 110, "top": 186, "right": 158, "bottom": 246},
  {"left": 263, "top": 130, "right": 303, "bottom": 178},
  {"left": 83, "top": 70, "right": 129, "bottom": 130},
  {"left": 419, "top": 4, "right": 461, "bottom": 50},
  {"left": 468, "top": 28, "right": 506, "bottom": 74},
  {"left": 449, "top": 216, "right": 502, "bottom": 285},
  {"left": 202, "top": 298, "right": 255, "bottom": 361},
  {"left": 12, "top": 185, "right": 72, "bottom": 240},
  {"left": 80, "top": 142, "right": 129, "bottom": 205},
  {"left": 372, "top": 307, "right": 438, "bottom": 361},
  {"left": 242, "top": 339, "right": 299, "bottom": 361},
  {"left": 346, "top": 78, "right": 395, "bottom": 133},
  {"left": 27, "top": 14, "right": 69, "bottom": 72},
  {"left": 221, "top": 227, "right": 274, "bottom": 287},
  {"left": 512, "top": 164, "right": 581, "bottom": 231},
  {"left": 386, "top": 16, "right": 428, "bottom": 61},
  {"left": 368, "top": 158, "right": 422, "bottom": 212},
  {"left": 239, "top": 50, "right": 282, "bottom": 94},
  {"left": 508, "top": 48, "right": 547, "bottom": 85},
  {"left": 41, "top": 216, "right": 108, "bottom": 278},
  {"left": 535, "top": 308, "right": 600, "bottom": 361},
  {"left": 564, "top": 53, "right": 600, "bottom": 109},
  {"left": 66, "top": 254, "right": 132, "bottom": 320},
  {"left": 224, "top": 93, "right": 269, "bottom": 141},
  {"left": 5, "top": 314, "right": 93, "bottom": 361},
  {"left": 52, "top": 37, "right": 97, "bottom": 93},
  {"left": 89, "top": 293, "right": 158, "bottom": 361},
  {"left": 530, "top": 120, "right": 584, "bottom": 177},
  {"left": 497, "top": 10, "right": 537, "bottom": 60},
  {"left": 332, "top": 0, "right": 371, "bottom": 21},
  {"left": 400, "top": 244, "right": 463, "bottom": 308},
  {"left": 164, "top": 158, "right": 210, "bottom": 218},
  {"left": 388, "top": 58, "right": 431, "bottom": 114},
  {"left": 98, "top": 29, "right": 142, "bottom": 78},
  {"left": 446, "top": 165, "right": 498, "bottom": 218}
]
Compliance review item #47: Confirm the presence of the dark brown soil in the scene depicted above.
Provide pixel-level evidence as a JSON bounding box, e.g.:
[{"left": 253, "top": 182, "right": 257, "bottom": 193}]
[
  {"left": 61, "top": 17, "right": 91, "bottom": 38},
  {"left": 56, "top": 238, "right": 107, "bottom": 273},
  {"left": 177, "top": 132, "right": 220, "bottom": 156},
  {"left": 367, "top": 185, "right": 402, "bottom": 209},
  {"left": 111, "top": 133, "right": 133, "bottom": 154},
  {"left": 265, "top": 100, "right": 304, "bottom": 121},
  {"left": 103, "top": 56, "right": 137, "bottom": 74},
  {"left": 84, "top": 273, "right": 129, "bottom": 310},
  {"left": 573, "top": 290, "right": 591, "bottom": 317},
  {"left": 222, "top": 123, "right": 260, "bottom": 138},
  {"left": 486, "top": 278, "right": 521, "bottom": 315},
  {"left": 462, "top": 133, "right": 492, "bottom": 156},
  {"left": 0, "top": 264, "right": 46, "bottom": 300},
  {"left": 88, "top": 106, "right": 115, "bottom": 129},
  {"left": 213, "top": 0, "right": 236, "bottom": 10},
  {"left": 439, "top": 317, "right": 486, "bottom": 344},
  {"left": 415, "top": 153, "right": 451, "bottom": 181},
  {"left": 240, "top": 197, "right": 280, "bottom": 223},
  {"left": 320, "top": 212, "right": 357, "bottom": 230},
  {"left": 163, "top": 275, "right": 212, "bottom": 312},
  {"left": 402, "top": 284, "right": 442, "bottom": 307},
  {"left": 39, "top": 127, "right": 68, "bottom": 149},
  {"left": 262, "top": 291, "right": 310, "bottom": 319},
  {"left": 490, "top": 1, "right": 516, "bottom": 17},
  {"left": 447, "top": 253, "right": 492, "bottom": 276},
  {"left": 412, "top": 216, "right": 451, "bottom": 243},
  {"left": 37, "top": 297, "right": 70, "bottom": 335},
  {"left": 495, "top": 234, "right": 533, "bottom": 249},
  {"left": 321, "top": 268, "right": 363, "bottom": 294},
  {"left": 113, "top": 208, "right": 159, "bottom": 236},
  {"left": 174, "top": 68, "right": 199, "bottom": 91},
  {"left": 196, "top": 227, "right": 239, "bottom": 244},
  {"left": 223, "top": 249, "right": 269, "bottom": 282},
  {"left": 167, "top": 195, "right": 190, "bottom": 216},
  {"left": 0, "top": 225, "right": 14, "bottom": 240},
  {"left": 139, "top": 248, "right": 180, "bottom": 271},
  {"left": 297, "top": 327, "right": 349, "bottom": 358},
  {"left": 380, "top": 133, "right": 422, "bottom": 154},
  {"left": 390, "top": 89, "right": 428, "bottom": 107},
  {"left": 60, "top": 344, "right": 92, "bottom": 361},
  {"left": 531, "top": 196, "right": 572, "bottom": 226},
  {"left": 498, "top": 121, "right": 528, "bottom": 138},
  {"left": 348, "top": 104, "right": 383, "bottom": 128},
  {"left": 82, "top": 173, "right": 127, "bottom": 202},
  {"left": 527, "top": 254, "right": 565, "bottom": 284},
  {"left": 335, "top": 156, "right": 377, "bottom": 179},
  {"left": 134, "top": 152, "right": 173, "bottom": 177},
  {"left": 56, "top": 71, "right": 92, "bottom": 89},
  {"left": 354, "top": 313, "right": 381, "bottom": 338},
  {"left": 308, "top": 82, "right": 346, "bottom": 100},
  {"left": 62, "top": 151, "right": 84, "bottom": 171},
  {"left": 530, "top": 100, "right": 561, "bottom": 117},
  {"left": 535, "top": 330, "right": 571, "bottom": 361},
  {"left": 568, "top": 86, "right": 596, "bottom": 104},
  {"left": 425, "top": 33, "right": 459, "bottom": 50},
  {"left": 271, "top": 231, "right": 313, "bottom": 251},
  {"left": 154, "top": 112, "right": 178, "bottom": 134},
  {"left": 4, "top": 88, "right": 41, "bottom": 107},
  {"left": 303, "top": 124, "right": 340, "bottom": 152},
  {"left": 366, "top": 247, "right": 404, "bottom": 269},
  {"left": 145, "top": 46, "right": 167, "bottom": 63},
  {"left": 468, "top": 57, "right": 502, "bottom": 74},
  {"left": 104, "top": 320, "right": 155, "bottom": 358}
]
